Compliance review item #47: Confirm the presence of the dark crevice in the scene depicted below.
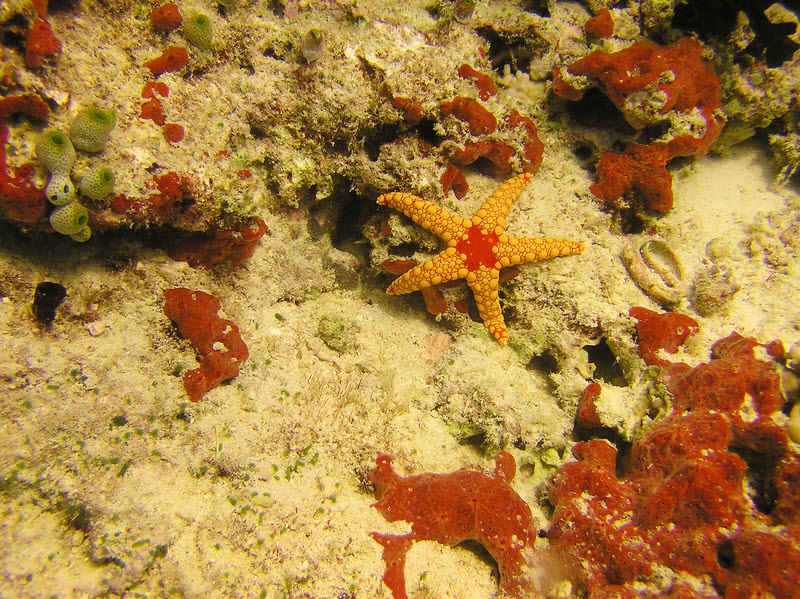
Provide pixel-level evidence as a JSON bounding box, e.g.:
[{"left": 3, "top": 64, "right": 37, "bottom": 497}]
[
  {"left": 717, "top": 540, "right": 735, "bottom": 570},
  {"left": 727, "top": 445, "right": 781, "bottom": 515},
  {"left": 476, "top": 27, "right": 536, "bottom": 74},
  {"left": 559, "top": 88, "right": 629, "bottom": 132},
  {"left": 330, "top": 187, "right": 373, "bottom": 251},
  {"left": 574, "top": 144, "right": 593, "bottom": 162},
  {"left": 414, "top": 117, "right": 442, "bottom": 147},
  {"left": 527, "top": 351, "right": 559, "bottom": 375},
  {"left": 673, "top": 0, "right": 800, "bottom": 67},
  {"left": 521, "top": 0, "right": 549, "bottom": 17},
  {"left": 47, "top": 0, "right": 78, "bottom": 13},
  {"left": 0, "top": 14, "right": 28, "bottom": 53},
  {"left": 386, "top": 242, "right": 420, "bottom": 257},
  {"left": 583, "top": 339, "right": 625, "bottom": 386},
  {"left": 614, "top": 208, "right": 647, "bottom": 235},
  {"left": 456, "top": 539, "right": 500, "bottom": 584}
]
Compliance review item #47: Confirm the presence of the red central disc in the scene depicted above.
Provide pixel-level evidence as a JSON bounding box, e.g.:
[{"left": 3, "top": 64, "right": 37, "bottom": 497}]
[{"left": 455, "top": 229, "right": 499, "bottom": 271}]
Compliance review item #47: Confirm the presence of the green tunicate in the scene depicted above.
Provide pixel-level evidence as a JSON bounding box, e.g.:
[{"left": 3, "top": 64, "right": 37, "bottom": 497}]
[
  {"left": 50, "top": 201, "right": 89, "bottom": 235},
  {"left": 69, "top": 108, "right": 117, "bottom": 153},
  {"left": 35, "top": 130, "right": 76, "bottom": 174},
  {"left": 45, "top": 172, "right": 76, "bottom": 206},
  {"left": 184, "top": 13, "right": 213, "bottom": 50},
  {"left": 79, "top": 166, "right": 115, "bottom": 201},
  {"left": 70, "top": 226, "right": 92, "bottom": 243}
]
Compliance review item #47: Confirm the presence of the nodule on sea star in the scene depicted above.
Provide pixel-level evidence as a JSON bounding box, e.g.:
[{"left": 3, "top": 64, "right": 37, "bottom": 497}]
[{"left": 377, "top": 173, "right": 584, "bottom": 344}]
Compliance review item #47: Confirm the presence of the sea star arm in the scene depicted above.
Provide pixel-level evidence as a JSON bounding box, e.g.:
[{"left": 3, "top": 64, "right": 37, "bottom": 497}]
[
  {"left": 494, "top": 236, "right": 585, "bottom": 267},
  {"left": 473, "top": 173, "right": 534, "bottom": 230},
  {"left": 386, "top": 247, "right": 466, "bottom": 295},
  {"left": 465, "top": 265, "right": 506, "bottom": 344},
  {"left": 377, "top": 192, "right": 466, "bottom": 243}
]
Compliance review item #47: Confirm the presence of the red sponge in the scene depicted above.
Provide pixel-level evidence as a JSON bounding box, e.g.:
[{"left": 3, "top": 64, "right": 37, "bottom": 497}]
[{"left": 163, "top": 288, "right": 249, "bottom": 402}]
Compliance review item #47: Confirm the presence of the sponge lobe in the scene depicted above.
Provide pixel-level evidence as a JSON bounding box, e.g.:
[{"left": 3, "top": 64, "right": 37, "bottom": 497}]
[
  {"left": 49, "top": 201, "right": 89, "bottom": 235},
  {"left": 69, "top": 108, "right": 117, "bottom": 152},
  {"left": 79, "top": 166, "right": 115, "bottom": 201},
  {"left": 35, "top": 130, "right": 76, "bottom": 174}
]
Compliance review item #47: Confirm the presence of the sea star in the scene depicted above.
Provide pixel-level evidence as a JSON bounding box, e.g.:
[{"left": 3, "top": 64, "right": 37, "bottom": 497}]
[{"left": 378, "top": 173, "right": 584, "bottom": 344}]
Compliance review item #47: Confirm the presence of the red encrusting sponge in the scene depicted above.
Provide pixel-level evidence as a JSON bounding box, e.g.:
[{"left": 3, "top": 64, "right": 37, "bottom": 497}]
[{"left": 163, "top": 288, "right": 249, "bottom": 402}]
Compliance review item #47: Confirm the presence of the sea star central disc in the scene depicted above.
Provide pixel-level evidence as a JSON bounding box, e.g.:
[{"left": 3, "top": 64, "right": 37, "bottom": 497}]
[{"left": 455, "top": 226, "right": 499, "bottom": 271}]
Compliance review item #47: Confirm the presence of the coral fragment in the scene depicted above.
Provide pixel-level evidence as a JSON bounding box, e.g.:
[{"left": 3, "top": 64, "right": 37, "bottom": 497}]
[{"left": 622, "top": 237, "right": 686, "bottom": 304}]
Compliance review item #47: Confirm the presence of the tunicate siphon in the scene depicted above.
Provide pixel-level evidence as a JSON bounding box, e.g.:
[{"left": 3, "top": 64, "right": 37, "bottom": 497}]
[{"left": 621, "top": 238, "right": 686, "bottom": 306}]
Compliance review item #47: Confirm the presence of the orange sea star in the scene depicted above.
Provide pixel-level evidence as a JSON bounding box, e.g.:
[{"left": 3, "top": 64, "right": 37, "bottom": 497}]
[{"left": 377, "top": 173, "right": 584, "bottom": 344}]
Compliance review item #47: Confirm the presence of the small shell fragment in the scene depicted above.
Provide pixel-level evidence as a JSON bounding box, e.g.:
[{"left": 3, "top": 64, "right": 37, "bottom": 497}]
[
  {"left": 788, "top": 403, "right": 800, "bottom": 444},
  {"left": 692, "top": 264, "right": 738, "bottom": 316},
  {"left": 622, "top": 238, "right": 686, "bottom": 306},
  {"left": 301, "top": 28, "right": 325, "bottom": 63},
  {"left": 453, "top": 0, "right": 476, "bottom": 23}
]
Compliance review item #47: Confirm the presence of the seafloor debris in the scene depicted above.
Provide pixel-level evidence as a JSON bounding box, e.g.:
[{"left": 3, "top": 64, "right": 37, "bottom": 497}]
[
  {"left": 692, "top": 263, "right": 739, "bottom": 316},
  {"left": 622, "top": 238, "right": 687, "bottom": 306},
  {"left": 31, "top": 281, "right": 66, "bottom": 325}
]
